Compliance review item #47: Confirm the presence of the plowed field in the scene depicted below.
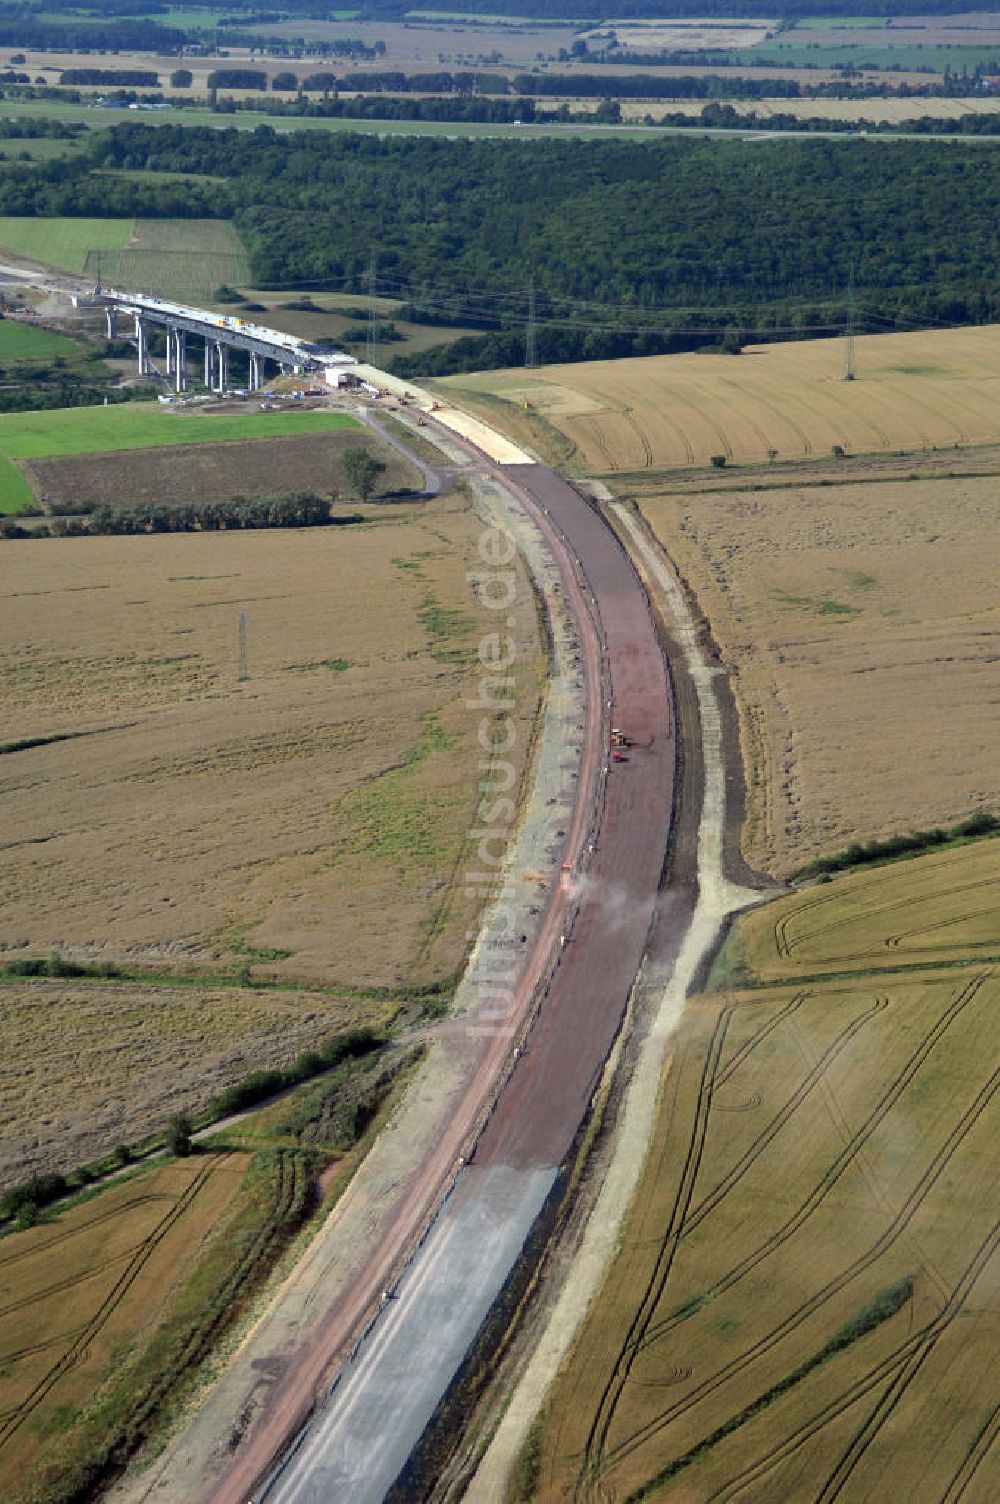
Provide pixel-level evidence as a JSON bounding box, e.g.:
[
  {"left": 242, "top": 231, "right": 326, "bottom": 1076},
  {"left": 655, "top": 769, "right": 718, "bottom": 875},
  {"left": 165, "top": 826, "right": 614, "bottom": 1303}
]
[
  {"left": 23, "top": 430, "right": 417, "bottom": 511},
  {"left": 533, "top": 838, "right": 1000, "bottom": 1503}
]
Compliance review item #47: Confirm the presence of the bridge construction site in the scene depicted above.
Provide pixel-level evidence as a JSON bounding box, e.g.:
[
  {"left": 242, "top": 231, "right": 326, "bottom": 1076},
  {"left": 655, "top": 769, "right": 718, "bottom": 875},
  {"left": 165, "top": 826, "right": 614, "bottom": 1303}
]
[{"left": 82, "top": 289, "right": 357, "bottom": 394}]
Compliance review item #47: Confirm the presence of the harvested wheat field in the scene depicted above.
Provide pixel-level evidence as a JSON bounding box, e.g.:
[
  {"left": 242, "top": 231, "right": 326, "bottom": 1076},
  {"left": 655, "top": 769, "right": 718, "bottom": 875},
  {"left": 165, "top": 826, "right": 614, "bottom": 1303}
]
[
  {"left": 532, "top": 838, "right": 1000, "bottom": 1503},
  {"left": 636, "top": 473, "right": 1000, "bottom": 877},
  {"left": 433, "top": 326, "right": 1000, "bottom": 473},
  {"left": 0, "top": 981, "right": 387, "bottom": 1188},
  {"left": 0, "top": 1153, "right": 245, "bottom": 1498},
  {"left": 616, "top": 96, "right": 1000, "bottom": 124},
  {"left": 0, "top": 499, "right": 541, "bottom": 985}
]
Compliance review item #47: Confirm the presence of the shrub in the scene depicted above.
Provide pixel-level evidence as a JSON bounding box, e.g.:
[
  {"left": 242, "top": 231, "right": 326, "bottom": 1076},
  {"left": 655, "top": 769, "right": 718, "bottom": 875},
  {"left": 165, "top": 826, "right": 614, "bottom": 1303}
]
[
  {"left": 167, "top": 1114, "right": 193, "bottom": 1157},
  {"left": 0, "top": 1171, "right": 68, "bottom": 1219}
]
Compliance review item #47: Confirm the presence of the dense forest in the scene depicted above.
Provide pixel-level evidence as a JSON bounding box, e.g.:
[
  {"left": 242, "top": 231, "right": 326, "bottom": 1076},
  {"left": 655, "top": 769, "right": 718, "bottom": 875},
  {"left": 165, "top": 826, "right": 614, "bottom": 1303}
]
[{"left": 7, "top": 125, "right": 1000, "bottom": 370}]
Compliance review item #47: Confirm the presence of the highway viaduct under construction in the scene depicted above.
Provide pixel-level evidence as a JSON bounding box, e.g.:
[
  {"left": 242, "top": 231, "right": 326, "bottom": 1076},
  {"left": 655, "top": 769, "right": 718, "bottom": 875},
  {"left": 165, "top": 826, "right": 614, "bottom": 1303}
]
[{"left": 90, "top": 289, "right": 356, "bottom": 393}]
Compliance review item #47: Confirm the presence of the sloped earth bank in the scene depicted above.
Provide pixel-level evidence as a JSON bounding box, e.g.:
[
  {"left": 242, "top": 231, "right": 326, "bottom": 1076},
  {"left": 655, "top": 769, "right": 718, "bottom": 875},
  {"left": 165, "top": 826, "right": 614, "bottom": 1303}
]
[{"left": 464, "top": 498, "right": 771, "bottom": 1500}]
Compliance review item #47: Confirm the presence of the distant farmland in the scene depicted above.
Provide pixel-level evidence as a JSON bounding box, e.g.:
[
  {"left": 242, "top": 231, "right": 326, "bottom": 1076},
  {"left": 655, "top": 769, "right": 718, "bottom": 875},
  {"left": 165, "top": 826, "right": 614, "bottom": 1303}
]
[
  {"left": 533, "top": 837, "right": 1000, "bottom": 1502},
  {"left": 0, "top": 402, "right": 358, "bottom": 460},
  {"left": 23, "top": 429, "right": 418, "bottom": 511},
  {"left": 434, "top": 326, "right": 1000, "bottom": 473},
  {"left": 0, "top": 214, "right": 249, "bottom": 295}
]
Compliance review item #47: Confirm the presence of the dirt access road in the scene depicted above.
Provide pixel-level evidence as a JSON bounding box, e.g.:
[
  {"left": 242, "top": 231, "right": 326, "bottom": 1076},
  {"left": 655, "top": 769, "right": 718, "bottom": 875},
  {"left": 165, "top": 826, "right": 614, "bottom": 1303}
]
[{"left": 222, "top": 452, "right": 675, "bottom": 1501}]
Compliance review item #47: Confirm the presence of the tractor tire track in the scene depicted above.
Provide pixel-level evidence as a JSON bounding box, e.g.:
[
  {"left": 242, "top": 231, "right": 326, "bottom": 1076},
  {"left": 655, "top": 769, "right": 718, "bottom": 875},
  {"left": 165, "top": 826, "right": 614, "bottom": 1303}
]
[
  {"left": 813, "top": 1222, "right": 1000, "bottom": 1503},
  {"left": 677, "top": 998, "right": 887, "bottom": 1242},
  {"left": 700, "top": 1221, "right": 1000, "bottom": 1503},
  {"left": 605, "top": 1052, "right": 999, "bottom": 1475},
  {"left": 622, "top": 408, "right": 655, "bottom": 469},
  {"left": 716, "top": 994, "right": 805, "bottom": 1087},
  {"left": 0, "top": 1194, "right": 174, "bottom": 1273},
  {"left": 772, "top": 855, "right": 995, "bottom": 961},
  {"left": 0, "top": 1154, "right": 228, "bottom": 1451},
  {"left": 638, "top": 969, "right": 989, "bottom": 1352},
  {"left": 940, "top": 1399, "right": 1000, "bottom": 1503},
  {"left": 574, "top": 1006, "right": 735, "bottom": 1497}
]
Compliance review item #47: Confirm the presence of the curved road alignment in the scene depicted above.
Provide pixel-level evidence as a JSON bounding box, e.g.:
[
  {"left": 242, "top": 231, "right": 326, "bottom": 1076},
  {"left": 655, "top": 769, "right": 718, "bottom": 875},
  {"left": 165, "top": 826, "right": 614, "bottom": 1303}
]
[
  {"left": 250, "top": 452, "right": 674, "bottom": 1500},
  {"left": 467, "top": 499, "right": 769, "bottom": 1498},
  {"left": 122, "top": 441, "right": 588, "bottom": 1504}
]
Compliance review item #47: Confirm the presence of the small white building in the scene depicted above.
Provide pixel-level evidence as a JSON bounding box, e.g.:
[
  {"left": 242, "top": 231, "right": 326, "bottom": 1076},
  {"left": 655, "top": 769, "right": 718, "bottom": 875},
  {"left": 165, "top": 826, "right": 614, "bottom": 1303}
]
[{"left": 325, "top": 368, "right": 361, "bottom": 390}]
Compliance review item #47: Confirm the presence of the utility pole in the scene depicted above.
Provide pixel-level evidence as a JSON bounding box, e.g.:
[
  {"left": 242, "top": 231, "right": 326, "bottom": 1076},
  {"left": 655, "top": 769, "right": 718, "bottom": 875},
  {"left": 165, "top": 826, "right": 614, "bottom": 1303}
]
[
  {"left": 843, "top": 258, "right": 856, "bottom": 382},
  {"left": 366, "top": 251, "right": 378, "bottom": 367},
  {"left": 525, "top": 274, "right": 537, "bottom": 369},
  {"left": 238, "top": 611, "right": 248, "bottom": 682}
]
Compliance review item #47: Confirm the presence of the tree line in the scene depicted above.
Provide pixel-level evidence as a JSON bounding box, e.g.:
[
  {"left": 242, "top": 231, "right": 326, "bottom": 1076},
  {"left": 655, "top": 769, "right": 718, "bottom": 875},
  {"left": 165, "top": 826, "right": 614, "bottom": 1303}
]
[
  {"left": 1, "top": 493, "right": 363, "bottom": 538},
  {"left": 7, "top": 123, "right": 1000, "bottom": 373}
]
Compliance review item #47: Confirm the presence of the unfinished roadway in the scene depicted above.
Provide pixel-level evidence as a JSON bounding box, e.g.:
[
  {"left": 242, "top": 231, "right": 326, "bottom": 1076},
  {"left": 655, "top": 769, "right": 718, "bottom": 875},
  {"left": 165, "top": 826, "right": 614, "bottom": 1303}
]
[
  {"left": 108, "top": 396, "right": 675, "bottom": 1504},
  {"left": 247, "top": 445, "right": 675, "bottom": 1501}
]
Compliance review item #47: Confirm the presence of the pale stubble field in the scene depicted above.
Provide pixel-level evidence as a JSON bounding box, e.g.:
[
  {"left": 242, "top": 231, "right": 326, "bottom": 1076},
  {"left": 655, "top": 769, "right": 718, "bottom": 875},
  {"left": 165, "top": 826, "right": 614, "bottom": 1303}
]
[
  {"left": 638, "top": 474, "right": 999, "bottom": 877},
  {"left": 0, "top": 497, "right": 543, "bottom": 1179}
]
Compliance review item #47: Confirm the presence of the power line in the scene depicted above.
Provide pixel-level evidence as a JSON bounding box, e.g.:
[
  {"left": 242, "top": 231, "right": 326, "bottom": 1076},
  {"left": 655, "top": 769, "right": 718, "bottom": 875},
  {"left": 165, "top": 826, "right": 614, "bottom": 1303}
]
[
  {"left": 525, "top": 273, "right": 537, "bottom": 367},
  {"left": 844, "top": 257, "right": 856, "bottom": 382},
  {"left": 366, "top": 249, "right": 378, "bottom": 366}
]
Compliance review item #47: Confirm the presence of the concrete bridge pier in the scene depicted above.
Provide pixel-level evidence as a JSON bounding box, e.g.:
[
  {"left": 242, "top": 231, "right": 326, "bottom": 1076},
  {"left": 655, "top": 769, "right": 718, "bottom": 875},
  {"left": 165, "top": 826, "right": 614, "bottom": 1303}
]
[
  {"left": 166, "top": 327, "right": 173, "bottom": 378},
  {"left": 135, "top": 316, "right": 149, "bottom": 375},
  {"left": 204, "top": 338, "right": 212, "bottom": 389},
  {"left": 174, "top": 330, "right": 186, "bottom": 393},
  {"left": 106, "top": 308, "right": 118, "bottom": 340},
  {"left": 249, "top": 351, "right": 261, "bottom": 390},
  {"left": 214, "top": 341, "right": 228, "bottom": 394}
]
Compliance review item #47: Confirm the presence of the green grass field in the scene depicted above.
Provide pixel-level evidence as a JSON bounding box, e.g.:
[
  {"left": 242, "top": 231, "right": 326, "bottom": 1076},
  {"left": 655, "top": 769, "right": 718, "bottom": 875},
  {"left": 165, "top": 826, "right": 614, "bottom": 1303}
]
[
  {"left": 0, "top": 403, "right": 360, "bottom": 460},
  {"left": 0, "top": 321, "right": 81, "bottom": 361},
  {"left": 792, "top": 15, "right": 889, "bottom": 28},
  {"left": 87, "top": 218, "right": 251, "bottom": 299},
  {"left": 0, "top": 215, "right": 132, "bottom": 273},
  {"left": 0, "top": 136, "right": 88, "bottom": 161},
  {"left": 0, "top": 452, "right": 37, "bottom": 512},
  {"left": 745, "top": 39, "right": 1000, "bottom": 71}
]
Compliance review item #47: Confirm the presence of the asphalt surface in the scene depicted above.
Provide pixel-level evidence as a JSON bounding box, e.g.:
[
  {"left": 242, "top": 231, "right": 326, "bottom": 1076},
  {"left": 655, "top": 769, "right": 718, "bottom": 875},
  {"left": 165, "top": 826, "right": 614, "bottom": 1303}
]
[
  {"left": 256, "top": 462, "right": 675, "bottom": 1501},
  {"left": 260, "top": 1165, "right": 557, "bottom": 1504}
]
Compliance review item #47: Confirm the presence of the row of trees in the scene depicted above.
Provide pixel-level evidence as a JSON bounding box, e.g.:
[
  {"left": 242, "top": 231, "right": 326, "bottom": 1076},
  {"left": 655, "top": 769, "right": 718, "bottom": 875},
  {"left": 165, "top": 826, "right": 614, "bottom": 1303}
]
[
  {"left": 3, "top": 492, "right": 347, "bottom": 538},
  {"left": 60, "top": 68, "right": 159, "bottom": 86}
]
